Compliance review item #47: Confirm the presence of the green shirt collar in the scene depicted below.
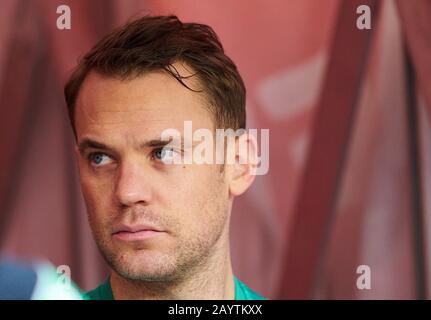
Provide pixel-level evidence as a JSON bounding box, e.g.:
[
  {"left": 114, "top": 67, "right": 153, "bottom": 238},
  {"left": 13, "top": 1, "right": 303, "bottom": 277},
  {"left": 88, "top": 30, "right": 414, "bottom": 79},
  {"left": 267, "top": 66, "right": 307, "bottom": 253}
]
[{"left": 83, "top": 276, "right": 265, "bottom": 300}]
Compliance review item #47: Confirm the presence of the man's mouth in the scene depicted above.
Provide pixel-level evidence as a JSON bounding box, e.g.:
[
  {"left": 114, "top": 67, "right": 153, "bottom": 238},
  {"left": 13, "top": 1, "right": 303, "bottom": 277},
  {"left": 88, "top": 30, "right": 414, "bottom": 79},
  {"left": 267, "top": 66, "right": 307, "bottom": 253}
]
[{"left": 112, "top": 224, "right": 165, "bottom": 241}]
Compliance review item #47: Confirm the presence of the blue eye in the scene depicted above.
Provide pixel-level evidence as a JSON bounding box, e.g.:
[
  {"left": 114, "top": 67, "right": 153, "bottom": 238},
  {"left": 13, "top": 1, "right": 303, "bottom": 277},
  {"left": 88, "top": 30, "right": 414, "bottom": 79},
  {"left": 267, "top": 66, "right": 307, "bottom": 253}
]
[
  {"left": 89, "top": 153, "right": 112, "bottom": 166},
  {"left": 153, "top": 148, "right": 179, "bottom": 164},
  {"left": 154, "top": 148, "right": 165, "bottom": 160}
]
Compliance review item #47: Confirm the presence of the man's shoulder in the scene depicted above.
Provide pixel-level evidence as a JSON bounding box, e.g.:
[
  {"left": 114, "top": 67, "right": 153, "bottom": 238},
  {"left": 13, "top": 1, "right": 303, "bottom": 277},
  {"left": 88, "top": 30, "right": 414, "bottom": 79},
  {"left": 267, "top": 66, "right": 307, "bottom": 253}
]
[
  {"left": 234, "top": 276, "right": 266, "bottom": 300},
  {"left": 83, "top": 278, "right": 113, "bottom": 300}
]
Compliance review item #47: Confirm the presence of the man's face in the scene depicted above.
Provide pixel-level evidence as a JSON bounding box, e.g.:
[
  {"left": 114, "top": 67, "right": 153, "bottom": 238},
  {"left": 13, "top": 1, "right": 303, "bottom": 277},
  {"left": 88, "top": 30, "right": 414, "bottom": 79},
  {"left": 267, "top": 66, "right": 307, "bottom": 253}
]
[{"left": 74, "top": 66, "right": 231, "bottom": 282}]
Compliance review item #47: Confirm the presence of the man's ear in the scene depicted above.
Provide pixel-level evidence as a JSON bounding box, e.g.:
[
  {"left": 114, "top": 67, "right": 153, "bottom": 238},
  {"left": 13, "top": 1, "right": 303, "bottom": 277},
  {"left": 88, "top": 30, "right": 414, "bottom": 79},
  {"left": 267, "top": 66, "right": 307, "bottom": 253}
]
[{"left": 228, "top": 132, "right": 258, "bottom": 197}]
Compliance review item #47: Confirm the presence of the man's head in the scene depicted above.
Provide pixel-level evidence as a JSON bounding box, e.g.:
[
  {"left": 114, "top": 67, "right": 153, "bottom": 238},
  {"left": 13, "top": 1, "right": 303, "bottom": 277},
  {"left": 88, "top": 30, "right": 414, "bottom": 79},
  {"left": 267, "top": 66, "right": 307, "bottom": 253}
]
[{"left": 64, "top": 15, "right": 256, "bottom": 282}]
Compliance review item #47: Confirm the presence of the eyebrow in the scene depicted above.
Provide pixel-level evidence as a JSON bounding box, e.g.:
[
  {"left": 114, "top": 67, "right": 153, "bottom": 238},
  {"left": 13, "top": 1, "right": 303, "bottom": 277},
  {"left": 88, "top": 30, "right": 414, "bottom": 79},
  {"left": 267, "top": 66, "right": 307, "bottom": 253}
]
[{"left": 78, "top": 137, "right": 174, "bottom": 154}]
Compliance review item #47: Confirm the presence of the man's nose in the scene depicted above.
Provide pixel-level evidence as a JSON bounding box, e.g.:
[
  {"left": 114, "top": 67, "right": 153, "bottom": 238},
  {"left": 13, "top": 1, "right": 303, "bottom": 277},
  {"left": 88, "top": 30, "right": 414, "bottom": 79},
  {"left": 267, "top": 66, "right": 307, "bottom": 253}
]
[{"left": 114, "top": 160, "right": 152, "bottom": 207}]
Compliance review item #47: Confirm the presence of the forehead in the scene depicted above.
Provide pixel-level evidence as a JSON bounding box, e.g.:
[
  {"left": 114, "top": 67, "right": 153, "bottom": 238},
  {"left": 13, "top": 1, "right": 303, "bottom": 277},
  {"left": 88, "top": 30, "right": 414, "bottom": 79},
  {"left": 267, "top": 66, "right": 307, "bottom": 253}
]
[{"left": 74, "top": 66, "right": 213, "bottom": 142}]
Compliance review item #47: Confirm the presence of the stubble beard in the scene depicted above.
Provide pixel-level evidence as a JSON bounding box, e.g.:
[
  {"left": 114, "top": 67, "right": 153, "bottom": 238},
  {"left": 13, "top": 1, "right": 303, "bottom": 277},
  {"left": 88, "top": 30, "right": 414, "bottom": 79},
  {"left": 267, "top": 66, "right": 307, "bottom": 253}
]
[{"left": 88, "top": 195, "right": 230, "bottom": 286}]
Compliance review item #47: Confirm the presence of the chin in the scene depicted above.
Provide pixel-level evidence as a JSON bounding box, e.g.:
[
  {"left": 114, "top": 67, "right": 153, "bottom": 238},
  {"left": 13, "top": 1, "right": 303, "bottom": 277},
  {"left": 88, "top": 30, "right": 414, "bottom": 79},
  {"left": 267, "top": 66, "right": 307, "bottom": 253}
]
[{"left": 112, "top": 250, "right": 178, "bottom": 282}]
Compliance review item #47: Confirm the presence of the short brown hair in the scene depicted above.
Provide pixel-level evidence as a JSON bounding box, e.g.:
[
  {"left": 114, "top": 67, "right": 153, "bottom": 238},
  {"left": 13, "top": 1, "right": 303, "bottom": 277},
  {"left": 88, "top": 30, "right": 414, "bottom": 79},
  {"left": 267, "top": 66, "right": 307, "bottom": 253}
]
[{"left": 64, "top": 15, "right": 246, "bottom": 135}]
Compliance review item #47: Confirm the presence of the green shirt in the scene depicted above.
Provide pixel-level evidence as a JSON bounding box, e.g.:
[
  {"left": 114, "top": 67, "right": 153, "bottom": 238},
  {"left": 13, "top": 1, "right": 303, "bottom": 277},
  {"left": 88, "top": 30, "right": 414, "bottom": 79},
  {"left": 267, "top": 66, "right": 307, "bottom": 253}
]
[{"left": 83, "top": 276, "right": 265, "bottom": 300}]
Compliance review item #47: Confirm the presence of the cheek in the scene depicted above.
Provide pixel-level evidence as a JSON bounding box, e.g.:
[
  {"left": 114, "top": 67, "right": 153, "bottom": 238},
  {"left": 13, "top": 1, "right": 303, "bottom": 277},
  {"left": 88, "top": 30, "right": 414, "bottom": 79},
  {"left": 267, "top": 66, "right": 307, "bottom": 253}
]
[
  {"left": 79, "top": 170, "right": 114, "bottom": 215},
  {"left": 167, "top": 166, "right": 227, "bottom": 223}
]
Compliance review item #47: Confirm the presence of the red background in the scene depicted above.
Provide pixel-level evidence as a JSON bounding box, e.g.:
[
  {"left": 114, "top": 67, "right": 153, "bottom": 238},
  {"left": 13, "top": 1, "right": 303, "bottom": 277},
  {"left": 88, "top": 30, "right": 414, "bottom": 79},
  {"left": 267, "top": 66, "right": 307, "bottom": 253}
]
[{"left": 1, "top": 0, "right": 431, "bottom": 299}]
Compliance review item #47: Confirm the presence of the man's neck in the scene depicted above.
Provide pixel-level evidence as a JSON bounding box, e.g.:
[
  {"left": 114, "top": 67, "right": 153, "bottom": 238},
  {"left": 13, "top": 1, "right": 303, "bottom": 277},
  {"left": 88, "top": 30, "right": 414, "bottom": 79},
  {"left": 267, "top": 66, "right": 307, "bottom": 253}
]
[{"left": 109, "top": 241, "right": 235, "bottom": 299}]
